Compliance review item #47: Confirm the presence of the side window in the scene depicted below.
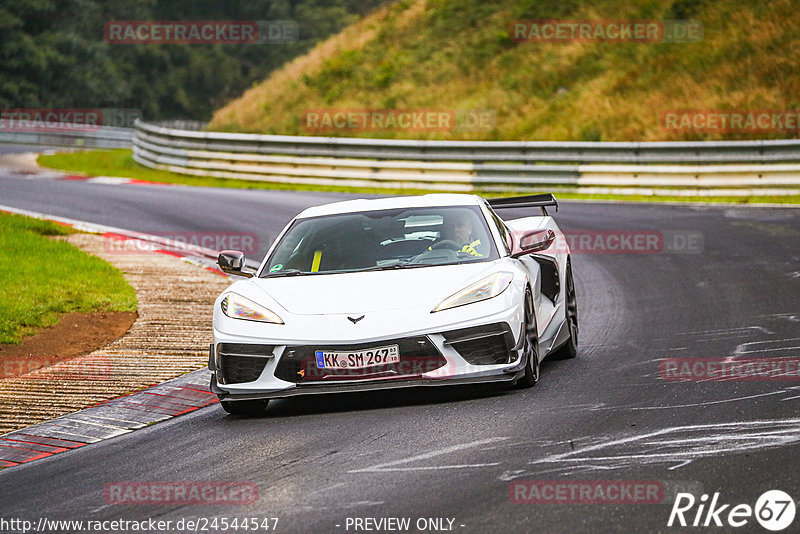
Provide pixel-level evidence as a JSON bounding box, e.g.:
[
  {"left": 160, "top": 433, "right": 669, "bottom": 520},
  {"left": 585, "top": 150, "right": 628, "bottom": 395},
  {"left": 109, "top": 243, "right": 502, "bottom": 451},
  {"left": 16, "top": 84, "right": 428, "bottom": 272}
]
[{"left": 486, "top": 204, "right": 512, "bottom": 254}]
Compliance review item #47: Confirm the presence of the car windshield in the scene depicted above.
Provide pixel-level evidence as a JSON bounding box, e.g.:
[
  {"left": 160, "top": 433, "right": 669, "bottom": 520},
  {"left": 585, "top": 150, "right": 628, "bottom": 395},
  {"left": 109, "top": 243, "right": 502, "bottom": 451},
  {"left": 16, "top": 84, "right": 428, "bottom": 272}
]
[{"left": 260, "top": 205, "right": 498, "bottom": 277}]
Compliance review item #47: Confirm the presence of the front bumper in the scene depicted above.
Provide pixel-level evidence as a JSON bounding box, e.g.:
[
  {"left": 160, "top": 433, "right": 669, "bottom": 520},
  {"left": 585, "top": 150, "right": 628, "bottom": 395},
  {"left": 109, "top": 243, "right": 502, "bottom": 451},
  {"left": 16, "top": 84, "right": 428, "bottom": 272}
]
[
  {"left": 211, "top": 370, "right": 522, "bottom": 401},
  {"left": 211, "top": 322, "right": 526, "bottom": 401},
  {"left": 211, "top": 281, "right": 530, "bottom": 401}
]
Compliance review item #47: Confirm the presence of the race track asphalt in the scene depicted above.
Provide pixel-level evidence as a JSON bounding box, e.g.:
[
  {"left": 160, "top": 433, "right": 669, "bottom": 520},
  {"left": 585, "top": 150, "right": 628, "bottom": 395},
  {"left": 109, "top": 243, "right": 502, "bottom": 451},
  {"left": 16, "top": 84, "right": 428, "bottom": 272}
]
[{"left": 1, "top": 170, "right": 799, "bottom": 533}]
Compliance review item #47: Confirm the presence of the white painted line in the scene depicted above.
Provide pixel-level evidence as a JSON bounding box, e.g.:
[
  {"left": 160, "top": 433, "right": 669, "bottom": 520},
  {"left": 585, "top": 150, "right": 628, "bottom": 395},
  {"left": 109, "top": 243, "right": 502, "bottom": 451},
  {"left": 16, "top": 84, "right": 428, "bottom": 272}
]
[
  {"left": 737, "top": 346, "right": 800, "bottom": 354},
  {"left": 353, "top": 463, "right": 502, "bottom": 473},
  {"left": 616, "top": 390, "right": 787, "bottom": 410},
  {"left": 756, "top": 312, "right": 800, "bottom": 322},
  {"left": 675, "top": 326, "right": 772, "bottom": 336},
  {"left": 667, "top": 460, "right": 693, "bottom": 470},
  {"left": 527, "top": 418, "right": 800, "bottom": 470},
  {"left": 734, "top": 337, "right": 800, "bottom": 354},
  {"left": 86, "top": 176, "right": 132, "bottom": 185},
  {"left": 349, "top": 437, "right": 508, "bottom": 473}
]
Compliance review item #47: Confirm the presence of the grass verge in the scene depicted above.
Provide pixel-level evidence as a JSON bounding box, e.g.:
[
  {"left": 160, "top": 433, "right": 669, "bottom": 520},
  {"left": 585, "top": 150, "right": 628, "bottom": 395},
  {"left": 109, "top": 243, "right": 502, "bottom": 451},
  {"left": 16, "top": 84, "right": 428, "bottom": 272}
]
[
  {"left": 0, "top": 212, "right": 138, "bottom": 344},
  {"left": 38, "top": 149, "right": 800, "bottom": 204}
]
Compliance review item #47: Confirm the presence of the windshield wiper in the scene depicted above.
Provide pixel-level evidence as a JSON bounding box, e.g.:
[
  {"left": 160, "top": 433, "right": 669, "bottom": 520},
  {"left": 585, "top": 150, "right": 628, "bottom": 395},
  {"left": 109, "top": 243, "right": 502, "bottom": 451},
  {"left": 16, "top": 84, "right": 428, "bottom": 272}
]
[
  {"left": 262, "top": 269, "right": 307, "bottom": 278},
  {"left": 360, "top": 262, "right": 431, "bottom": 272}
]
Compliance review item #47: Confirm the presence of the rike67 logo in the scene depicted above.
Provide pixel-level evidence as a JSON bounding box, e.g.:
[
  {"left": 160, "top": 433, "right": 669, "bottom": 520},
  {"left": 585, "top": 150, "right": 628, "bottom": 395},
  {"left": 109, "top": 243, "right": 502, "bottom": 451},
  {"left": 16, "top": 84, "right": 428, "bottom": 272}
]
[{"left": 668, "top": 490, "right": 796, "bottom": 531}]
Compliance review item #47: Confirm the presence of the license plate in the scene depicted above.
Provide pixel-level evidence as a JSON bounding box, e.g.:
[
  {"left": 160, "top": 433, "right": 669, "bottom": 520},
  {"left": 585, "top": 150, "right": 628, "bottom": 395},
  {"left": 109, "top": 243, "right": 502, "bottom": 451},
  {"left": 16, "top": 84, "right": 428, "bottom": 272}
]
[{"left": 315, "top": 345, "right": 400, "bottom": 369}]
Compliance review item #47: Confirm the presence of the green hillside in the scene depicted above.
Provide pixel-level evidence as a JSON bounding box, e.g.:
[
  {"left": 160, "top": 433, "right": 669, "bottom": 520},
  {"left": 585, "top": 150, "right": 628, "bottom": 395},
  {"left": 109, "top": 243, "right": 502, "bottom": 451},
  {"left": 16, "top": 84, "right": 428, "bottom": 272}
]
[{"left": 208, "top": 0, "right": 800, "bottom": 141}]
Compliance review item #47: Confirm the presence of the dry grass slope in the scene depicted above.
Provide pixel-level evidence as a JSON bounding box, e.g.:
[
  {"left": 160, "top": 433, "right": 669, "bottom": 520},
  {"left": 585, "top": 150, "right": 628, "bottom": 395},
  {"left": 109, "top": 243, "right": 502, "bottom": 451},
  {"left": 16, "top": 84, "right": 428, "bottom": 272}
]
[{"left": 209, "top": 0, "right": 800, "bottom": 141}]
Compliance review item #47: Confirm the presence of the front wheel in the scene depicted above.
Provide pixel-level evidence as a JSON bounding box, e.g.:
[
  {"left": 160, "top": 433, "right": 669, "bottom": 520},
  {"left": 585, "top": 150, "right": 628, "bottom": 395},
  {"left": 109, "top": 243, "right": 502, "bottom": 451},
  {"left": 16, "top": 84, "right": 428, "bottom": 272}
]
[
  {"left": 517, "top": 290, "right": 540, "bottom": 388},
  {"left": 220, "top": 398, "right": 269, "bottom": 416}
]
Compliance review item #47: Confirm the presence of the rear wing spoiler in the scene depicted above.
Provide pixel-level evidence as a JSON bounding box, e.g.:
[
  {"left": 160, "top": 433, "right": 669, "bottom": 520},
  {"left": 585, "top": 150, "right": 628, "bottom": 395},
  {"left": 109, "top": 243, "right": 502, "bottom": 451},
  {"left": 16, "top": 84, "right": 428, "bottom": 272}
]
[{"left": 487, "top": 194, "right": 558, "bottom": 216}]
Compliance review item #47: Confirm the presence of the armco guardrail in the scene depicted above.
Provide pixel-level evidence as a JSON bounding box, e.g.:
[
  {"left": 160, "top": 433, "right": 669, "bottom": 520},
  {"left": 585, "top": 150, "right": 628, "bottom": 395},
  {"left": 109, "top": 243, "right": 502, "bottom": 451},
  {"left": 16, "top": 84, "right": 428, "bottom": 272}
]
[
  {"left": 133, "top": 120, "right": 800, "bottom": 193},
  {"left": 0, "top": 126, "right": 134, "bottom": 149}
]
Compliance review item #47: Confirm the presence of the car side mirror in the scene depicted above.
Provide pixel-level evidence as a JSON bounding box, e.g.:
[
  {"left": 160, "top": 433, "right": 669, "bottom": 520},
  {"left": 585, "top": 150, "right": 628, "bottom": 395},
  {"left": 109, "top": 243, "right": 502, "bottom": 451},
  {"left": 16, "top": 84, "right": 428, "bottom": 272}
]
[
  {"left": 218, "top": 250, "right": 253, "bottom": 278},
  {"left": 512, "top": 229, "right": 556, "bottom": 257}
]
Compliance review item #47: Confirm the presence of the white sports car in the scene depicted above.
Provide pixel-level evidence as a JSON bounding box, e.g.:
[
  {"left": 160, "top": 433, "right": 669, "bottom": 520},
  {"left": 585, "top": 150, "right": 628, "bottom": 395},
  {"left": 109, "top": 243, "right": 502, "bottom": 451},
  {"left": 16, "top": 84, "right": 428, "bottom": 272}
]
[{"left": 209, "top": 193, "right": 577, "bottom": 415}]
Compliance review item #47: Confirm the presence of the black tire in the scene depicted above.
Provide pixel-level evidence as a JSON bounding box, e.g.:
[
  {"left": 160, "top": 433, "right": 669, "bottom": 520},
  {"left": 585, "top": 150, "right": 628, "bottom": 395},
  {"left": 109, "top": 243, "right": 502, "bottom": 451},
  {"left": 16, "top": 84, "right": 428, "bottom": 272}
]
[
  {"left": 549, "top": 261, "right": 578, "bottom": 360},
  {"left": 220, "top": 398, "right": 269, "bottom": 416},
  {"left": 517, "top": 290, "right": 540, "bottom": 388}
]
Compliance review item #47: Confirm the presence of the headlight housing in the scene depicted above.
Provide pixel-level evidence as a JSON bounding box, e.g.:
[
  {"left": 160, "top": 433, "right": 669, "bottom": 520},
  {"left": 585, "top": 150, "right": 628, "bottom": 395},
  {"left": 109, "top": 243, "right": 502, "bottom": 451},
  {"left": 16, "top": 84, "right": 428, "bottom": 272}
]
[
  {"left": 432, "top": 272, "right": 514, "bottom": 313},
  {"left": 220, "top": 293, "right": 284, "bottom": 324}
]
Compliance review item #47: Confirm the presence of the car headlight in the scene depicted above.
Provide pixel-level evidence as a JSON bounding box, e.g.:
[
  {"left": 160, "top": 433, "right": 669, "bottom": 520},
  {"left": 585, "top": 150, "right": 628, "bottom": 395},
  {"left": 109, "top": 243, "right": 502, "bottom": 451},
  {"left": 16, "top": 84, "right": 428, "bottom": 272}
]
[
  {"left": 220, "top": 293, "right": 284, "bottom": 324},
  {"left": 432, "top": 272, "right": 514, "bottom": 313}
]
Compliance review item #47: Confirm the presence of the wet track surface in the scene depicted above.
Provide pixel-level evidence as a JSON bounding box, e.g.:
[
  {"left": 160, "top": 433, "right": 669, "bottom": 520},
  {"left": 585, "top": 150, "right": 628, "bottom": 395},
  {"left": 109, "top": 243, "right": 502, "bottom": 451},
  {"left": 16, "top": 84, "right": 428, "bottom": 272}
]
[{"left": 1, "top": 170, "right": 799, "bottom": 532}]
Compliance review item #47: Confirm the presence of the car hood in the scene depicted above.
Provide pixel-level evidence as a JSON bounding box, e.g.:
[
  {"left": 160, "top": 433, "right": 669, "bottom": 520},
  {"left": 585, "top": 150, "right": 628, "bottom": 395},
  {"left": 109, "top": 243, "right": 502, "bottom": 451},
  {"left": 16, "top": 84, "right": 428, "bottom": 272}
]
[{"left": 247, "top": 262, "right": 497, "bottom": 315}]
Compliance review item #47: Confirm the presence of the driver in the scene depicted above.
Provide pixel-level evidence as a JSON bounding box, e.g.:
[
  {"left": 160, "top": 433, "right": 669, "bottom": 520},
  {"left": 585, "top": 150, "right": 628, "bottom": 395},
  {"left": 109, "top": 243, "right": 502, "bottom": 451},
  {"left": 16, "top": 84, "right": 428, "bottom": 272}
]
[{"left": 435, "top": 212, "right": 483, "bottom": 257}]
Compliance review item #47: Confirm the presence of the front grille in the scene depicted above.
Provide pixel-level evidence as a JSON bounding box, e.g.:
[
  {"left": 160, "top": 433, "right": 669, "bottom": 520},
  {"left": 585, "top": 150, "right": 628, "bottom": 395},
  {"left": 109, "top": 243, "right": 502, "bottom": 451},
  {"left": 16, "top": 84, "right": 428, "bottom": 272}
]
[
  {"left": 442, "top": 323, "right": 514, "bottom": 365},
  {"left": 274, "top": 336, "right": 446, "bottom": 384},
  {"left": 217, "top": 343, "right": 273, "bottom": 384}
]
